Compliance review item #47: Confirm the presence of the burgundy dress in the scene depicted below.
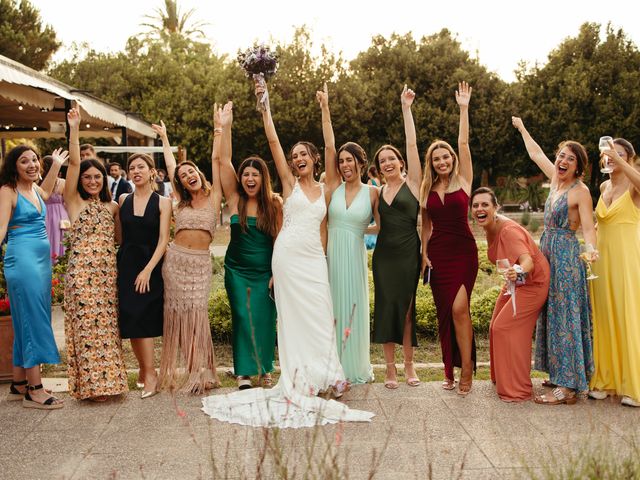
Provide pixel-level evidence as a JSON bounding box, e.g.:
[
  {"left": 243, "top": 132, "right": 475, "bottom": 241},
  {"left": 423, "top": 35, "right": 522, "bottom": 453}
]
[{"left": 426, "top": 189, "right": 478, "bottom": 380}]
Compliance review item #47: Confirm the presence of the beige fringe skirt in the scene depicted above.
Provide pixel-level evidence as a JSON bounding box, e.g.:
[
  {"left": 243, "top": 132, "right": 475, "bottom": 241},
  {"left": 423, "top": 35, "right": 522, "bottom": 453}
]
[{"left": 159, "top": 243, "right": 218, "bottom": 394}]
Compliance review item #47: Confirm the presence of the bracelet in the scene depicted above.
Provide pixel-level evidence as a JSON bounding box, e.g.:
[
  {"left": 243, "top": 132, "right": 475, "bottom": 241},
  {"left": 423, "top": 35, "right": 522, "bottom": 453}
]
[
  {"left": 213, "top": 128, "right": 222, "bottom": 133},
  {"left": 69, "top": 142, "right": 80, "bottom": 145}
]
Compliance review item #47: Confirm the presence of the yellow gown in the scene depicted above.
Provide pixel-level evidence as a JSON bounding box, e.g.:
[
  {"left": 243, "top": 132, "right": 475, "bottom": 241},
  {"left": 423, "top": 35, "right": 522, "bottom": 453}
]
[{"left": 590, "top": 190, "right": 640, "bottom": 402}]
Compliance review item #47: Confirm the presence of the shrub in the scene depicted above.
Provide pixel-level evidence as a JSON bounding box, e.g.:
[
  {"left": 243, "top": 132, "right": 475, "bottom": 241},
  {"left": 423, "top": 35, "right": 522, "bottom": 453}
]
[
  {"left": 520, "top": 210, "right": 531, "bottom": 226},
  {"left": 209, "top": 288, "right": 232, "bottom": 342},
  {"left": 470, "top": 286, "right": 500, "bottom": 334},
  {"left": 528, "top": 218, "right": 541, "bottom": 233}
]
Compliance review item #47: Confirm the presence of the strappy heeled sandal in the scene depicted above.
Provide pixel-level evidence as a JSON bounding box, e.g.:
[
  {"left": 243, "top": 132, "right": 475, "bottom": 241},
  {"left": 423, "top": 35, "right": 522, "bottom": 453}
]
[
  {"left": 22, "top": 384, "right": 64, "bottom": 410},
  {"left": 259, "top": 373, "right": 273, "bottom": 388},
  {"left": 534, "top": 387, "right": 577, "bottom": 405},
  {"left": 384, "top": 363, "right": 399, "bottom": 390},
  {"left": 404, "top": 362, "right": 420, "bottom": 387},
  {"left": 458, "top": 378, "right": 473, "bottom": 396},
  {"left": 7, "top": 379, "right": 28, "bottom": 401},
  {"left": 442, "top": 378, "right": 456, "bottom": 390}
]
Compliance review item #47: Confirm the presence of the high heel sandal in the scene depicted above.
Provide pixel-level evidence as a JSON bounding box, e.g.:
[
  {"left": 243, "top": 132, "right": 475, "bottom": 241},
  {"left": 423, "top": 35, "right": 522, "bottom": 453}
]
[
  {"left": 259, "top": 373, "right": 273, "bottom": 388},
  {"left": 22, "top": 384, "right": 64, "bottom": 410},
  {"left": 404, "top": 362, "right": 420, "bottom": 387},
  {"left": 7, "top": 379, "right": 28, "bottom": 401},
  {"left": 384, "top": 363, "right": 399, "bottom": 390},
  {"left": 442, "top": 378, "right": 456, "bottom": 390}
]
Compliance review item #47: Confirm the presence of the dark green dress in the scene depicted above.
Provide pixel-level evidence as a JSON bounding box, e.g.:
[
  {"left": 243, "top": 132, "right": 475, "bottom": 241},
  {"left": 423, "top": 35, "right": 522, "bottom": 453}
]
[
  {"left": 372, "top": 183, "right": 420, "bottom": 346},
  {"left": 225, "top": 214, "right": 277, "bottom": 376}
]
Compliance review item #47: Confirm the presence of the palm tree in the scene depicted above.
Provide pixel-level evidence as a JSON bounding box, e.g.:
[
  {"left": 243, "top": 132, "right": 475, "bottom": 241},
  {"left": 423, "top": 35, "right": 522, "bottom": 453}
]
[{"left": 140, "top": 0, "right": 208, "bottom": 40}]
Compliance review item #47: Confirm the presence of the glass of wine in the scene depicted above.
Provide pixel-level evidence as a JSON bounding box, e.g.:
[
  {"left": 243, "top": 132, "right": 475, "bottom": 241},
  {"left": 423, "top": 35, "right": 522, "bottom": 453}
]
[
  {"left": 599, "top": 136, "right": 613, "bottom": 174},
  {"left": 579, "top": 244, "right": 598, "bottom": 280},
  {"left": 496, "top": 258, "right": 512, "bottom": 296}
]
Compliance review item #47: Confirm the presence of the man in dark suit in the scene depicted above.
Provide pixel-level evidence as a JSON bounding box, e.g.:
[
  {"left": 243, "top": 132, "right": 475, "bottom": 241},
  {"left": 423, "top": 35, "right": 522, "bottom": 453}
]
[{"left": 109, "top": 162, "right": 132, "bottom": 200}]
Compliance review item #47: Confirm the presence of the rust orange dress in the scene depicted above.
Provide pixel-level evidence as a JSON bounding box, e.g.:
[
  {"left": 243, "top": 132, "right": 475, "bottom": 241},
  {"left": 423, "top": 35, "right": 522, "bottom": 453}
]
[{"left": 487, "top": 219, "right": 550, "bottom": 402}]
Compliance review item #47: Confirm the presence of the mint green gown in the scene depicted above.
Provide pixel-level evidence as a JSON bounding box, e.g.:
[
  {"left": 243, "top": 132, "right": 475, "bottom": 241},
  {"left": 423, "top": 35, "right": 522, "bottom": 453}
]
[
  {"left": 327, "top": 184, "right": 374, "bottom": 384},
  {"left": 224, "top": 215, "right": 276, "bottom": 376}
]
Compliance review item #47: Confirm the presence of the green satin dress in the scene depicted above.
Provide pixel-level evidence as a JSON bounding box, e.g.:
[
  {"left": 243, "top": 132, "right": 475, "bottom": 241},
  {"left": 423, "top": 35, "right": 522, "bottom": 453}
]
[{"left": 224, "top": 214, "right": 276, "bottom": 376}]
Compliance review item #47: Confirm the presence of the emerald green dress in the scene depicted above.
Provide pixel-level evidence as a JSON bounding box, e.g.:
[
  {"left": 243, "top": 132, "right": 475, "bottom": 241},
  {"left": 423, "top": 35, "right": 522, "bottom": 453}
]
[{"left": 224, "top": 214, "right": 276, "bottom": 376}]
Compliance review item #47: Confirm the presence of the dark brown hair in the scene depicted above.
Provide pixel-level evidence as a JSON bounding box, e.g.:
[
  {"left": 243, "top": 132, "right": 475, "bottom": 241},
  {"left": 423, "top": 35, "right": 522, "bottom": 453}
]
[
  {"left": 470, "top": 187, "right": 498, "bottom": 207},
  {"left": 373, "top": 144, "right": 405, "bottom": 176},
  {"left": 77, "top": 159, "right": 112, "bottom": 202},
  {"left": 127, "top": 153, "right": 157, "bottom": 191},
  {"left": 173, "top": 160, "right": 211, "bottom": 209},
  {"left": 336, "top": 142, "right": 368, "bottom": 179},
  {"left": 556, "top": 141, "right": 588, "bottom": 177},
  {"left": 237, "top": 157, "right": 281, "bottom": 238},
  {"left": 613, "top": 138, "right": 637, "bottom": 164},
  {"left": 0, "top": 144, "right": 40, "bottom": 188}
]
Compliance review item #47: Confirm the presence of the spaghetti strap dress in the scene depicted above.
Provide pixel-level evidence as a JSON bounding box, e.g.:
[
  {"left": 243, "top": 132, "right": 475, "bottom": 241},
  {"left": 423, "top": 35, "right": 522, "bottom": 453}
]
[
  {"left": 426, "top": 189, "right": 478, "bottom": 380},
  {"left": 372, "top": 182, "right": 420, "bottom": 346}
]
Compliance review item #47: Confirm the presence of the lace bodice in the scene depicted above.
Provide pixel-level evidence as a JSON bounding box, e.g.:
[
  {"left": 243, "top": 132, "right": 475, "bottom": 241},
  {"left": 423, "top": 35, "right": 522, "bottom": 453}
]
[{"left": 281, "top": 180, "right": 326, "bottom": 234}]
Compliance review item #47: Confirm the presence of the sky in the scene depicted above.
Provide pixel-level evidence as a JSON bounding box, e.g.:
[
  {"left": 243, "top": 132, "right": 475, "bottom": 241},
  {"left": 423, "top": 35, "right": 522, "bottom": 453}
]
[{"left": 31, "top": 0, "right": 639, "bottom": 82}]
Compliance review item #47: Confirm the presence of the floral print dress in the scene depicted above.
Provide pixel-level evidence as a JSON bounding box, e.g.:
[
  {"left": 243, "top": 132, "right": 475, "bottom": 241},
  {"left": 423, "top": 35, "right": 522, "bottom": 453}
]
[
  {"left": 64, "top": 200, "right": 128, "bottom": 399},
  {"left": 534, "top": 183, "right": 593, "bottom": 392}
]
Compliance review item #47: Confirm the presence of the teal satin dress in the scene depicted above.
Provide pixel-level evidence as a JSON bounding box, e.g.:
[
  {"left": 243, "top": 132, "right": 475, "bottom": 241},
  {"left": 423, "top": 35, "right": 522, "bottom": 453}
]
[
  {"left": 328, "top": 184, "right": 374, "bottom": 383},
  {"left": 224, "top": 214, "right": 276, "bottom": 376},
  {"left": 4, "top": 192, "right": 59, "bottom": 368}
]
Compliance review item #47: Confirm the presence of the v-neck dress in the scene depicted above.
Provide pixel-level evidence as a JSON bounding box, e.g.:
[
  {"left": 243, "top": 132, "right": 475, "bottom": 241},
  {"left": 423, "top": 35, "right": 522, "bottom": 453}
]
[
  {"left": 4, "top": 191, "right": 60, "bottom": 368},
  {"left": 372, "top": 182, "right": 421, "bottom": 346},
  {"left": 426, "top": 188, "right": 478, "bottom": 379},
  {"left": 117, "top": 192, "right": 164, "bottom": 339},
  {"left": 589, "top": 190, "right": 640, "bottom": 402},
  {"left": 328, "top": 183, "right": 374, "bottom": 383},
  {"left": 534, "top": 182, "right": 593, "bottom": 392}
]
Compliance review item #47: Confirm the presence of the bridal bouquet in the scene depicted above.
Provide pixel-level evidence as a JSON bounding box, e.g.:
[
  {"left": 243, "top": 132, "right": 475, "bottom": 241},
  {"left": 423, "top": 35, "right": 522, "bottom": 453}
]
[{"left": 237, "top": 44, "right": 278, "bottom": 111}]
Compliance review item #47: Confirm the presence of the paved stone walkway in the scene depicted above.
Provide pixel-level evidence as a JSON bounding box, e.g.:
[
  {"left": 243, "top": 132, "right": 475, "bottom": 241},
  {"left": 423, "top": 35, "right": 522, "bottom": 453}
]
[{"left": 1, "top": 378, "right": 639, "bottom": 479}]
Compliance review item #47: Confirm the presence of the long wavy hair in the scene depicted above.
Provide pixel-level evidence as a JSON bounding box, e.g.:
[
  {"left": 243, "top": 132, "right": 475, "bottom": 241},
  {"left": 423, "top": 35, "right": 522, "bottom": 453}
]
[
  {"left": 173, "top": 161, "right": 211, "bottom": 209},
  {"left": 237, "top": 157, "right": 281, "bottom": 238},
  {"left": 0, "top": 144, "right": 40, "bottom": 189},
  {"left": 420, "top": 140, "right": 461, "bottom": 205},
  {"left": 78, "top": 159, "right": 112, "bottom": 202}
]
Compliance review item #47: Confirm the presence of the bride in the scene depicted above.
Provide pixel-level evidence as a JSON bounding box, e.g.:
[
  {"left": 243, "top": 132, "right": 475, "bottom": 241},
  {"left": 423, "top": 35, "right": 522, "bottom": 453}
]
[{"left": 201, "top": 85, "right": 374, "bottom": 428}]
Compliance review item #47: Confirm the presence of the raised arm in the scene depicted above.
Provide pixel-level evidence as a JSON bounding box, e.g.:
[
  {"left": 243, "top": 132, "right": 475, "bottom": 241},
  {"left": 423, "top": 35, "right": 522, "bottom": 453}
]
[
  {"left": 64, "top": 108, "right": 82, "bottom": 208},
  {"left": 512, "top": 117, "right": 556, "bottom": 180},
  {"left": 37, "top": 148, "right": 68, "bottom": 201},
  {"left": 210, "top": 112, "right": 223, "bottom": 219},
  {"left": 401, "top": 85, "right": 422, "bottom": 195},
  {"left": 215, "top": 102, "right": 239, "bottom": 211},
  {"left": 256, "top": 81, "right": 295, "bottom": 198},
  {"left": 317, "top": 83, "right": 339, "bottom": 193},
  {"left": 456, "top": 81, "right": 473, "bottom": 189},
  {"left": 152, "top": 121, "right": 178, "bottom": 188}
]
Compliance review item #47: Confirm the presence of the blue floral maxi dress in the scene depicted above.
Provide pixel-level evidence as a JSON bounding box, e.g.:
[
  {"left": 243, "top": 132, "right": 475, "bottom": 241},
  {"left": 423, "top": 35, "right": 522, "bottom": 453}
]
[{"left": 534, "top": 183, "right": 593, "bottom": 392}]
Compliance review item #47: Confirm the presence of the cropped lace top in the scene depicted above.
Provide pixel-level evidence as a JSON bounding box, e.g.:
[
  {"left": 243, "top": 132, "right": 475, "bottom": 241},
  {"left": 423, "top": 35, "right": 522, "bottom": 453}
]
[{"left": 174, "top": 199, "right": 216, "bottom": 237}]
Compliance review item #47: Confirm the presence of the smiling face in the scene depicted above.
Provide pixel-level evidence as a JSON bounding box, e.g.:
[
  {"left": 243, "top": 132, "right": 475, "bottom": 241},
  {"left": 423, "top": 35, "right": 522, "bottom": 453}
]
[
  {"left": 128, "top": 158, "right": 153, "bottom": 187},
  {"left": 16, "top": 149, "right": 40, "bottom": 183},
  {"left": 80, "top": 166, "right": 104, "bottom": 198},
  {"left": 431, "top": 147, "right": 455, "bottom": 178},
  {"left": 109, "top": 164, "right": 121, "bottom": 180},
  {"left": 555, "top": 147, "right": 578, "bottom": 180},
  {"left": 240, "top": 165, "right": 262, "bottom": 197},
  {"left": 471, "top": 191, "right": 498, "bottom": 229},
  {"left": 177, "top": 164, "right": 202, "bottom": 192},
  {"left": 290, "top": 143, "right": 316, "bottom": 178},
  {"left": 376, "top": 148, "right": 403, "bottom": 180}
]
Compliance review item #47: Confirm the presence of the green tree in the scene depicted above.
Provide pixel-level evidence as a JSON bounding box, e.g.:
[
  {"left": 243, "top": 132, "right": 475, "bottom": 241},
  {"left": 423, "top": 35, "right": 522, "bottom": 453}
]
[
  {"left": 0, "top": 0, "right": 61, "bottom": 70},
  {"left": 516, "top": 23, "right": 640, "bottom": 195},
  {"left": 140, "top": 0, "right": 207, "bottom": 41}
]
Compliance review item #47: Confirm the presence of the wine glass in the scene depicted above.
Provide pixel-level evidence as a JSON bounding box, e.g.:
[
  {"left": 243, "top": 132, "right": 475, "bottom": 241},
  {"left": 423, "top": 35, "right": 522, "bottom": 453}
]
[
  {"left": 579, "top": 244, "right": 598, "bottom": 280},
  {"left": 599, "top": 136, "right": 613, "bottom": 174},
  {"left": 496, "top": 258, "right": 512, "bottom": 296}
]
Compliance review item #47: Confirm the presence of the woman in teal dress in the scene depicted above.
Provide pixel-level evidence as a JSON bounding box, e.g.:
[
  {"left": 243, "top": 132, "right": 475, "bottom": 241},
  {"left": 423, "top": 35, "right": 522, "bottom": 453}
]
[
  {"left": 215, "top": 102, "right": 282, "bottom": 389},
  {"left": 318, "top": 85, "right": 379, "bottom": 383},
  {"left": 0, "top": 144, "right": 67, "bottom": 409}
]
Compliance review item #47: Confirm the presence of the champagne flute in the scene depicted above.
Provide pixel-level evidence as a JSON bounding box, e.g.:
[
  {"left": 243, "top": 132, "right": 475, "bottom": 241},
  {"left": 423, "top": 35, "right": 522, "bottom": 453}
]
[
  {"left": 599, "top": 136, "right": 613, "bottom": 174},
  {"left": 496, "top": 258, "right": 512, "bottom": 296},
  {"left": 579, "top": 244, "right": 598, "bottom": 280}
]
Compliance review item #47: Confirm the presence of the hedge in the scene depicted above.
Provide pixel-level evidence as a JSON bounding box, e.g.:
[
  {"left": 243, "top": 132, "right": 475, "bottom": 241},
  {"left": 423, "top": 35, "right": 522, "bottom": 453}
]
[{"left": 209, "top": 247, "right": 502, "bottom": 342}]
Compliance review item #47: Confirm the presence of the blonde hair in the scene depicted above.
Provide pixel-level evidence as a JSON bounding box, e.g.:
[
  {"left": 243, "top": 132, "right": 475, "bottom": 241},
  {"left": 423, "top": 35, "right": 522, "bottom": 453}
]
[{"left": 420, "top": 140, "right": 461, "bottom": 205}]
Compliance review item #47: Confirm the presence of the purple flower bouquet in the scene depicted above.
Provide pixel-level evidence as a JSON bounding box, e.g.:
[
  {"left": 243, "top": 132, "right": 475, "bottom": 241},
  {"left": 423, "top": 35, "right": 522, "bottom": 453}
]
[{"left": 237, "top": 44, "right": 278, "bottom": 111}]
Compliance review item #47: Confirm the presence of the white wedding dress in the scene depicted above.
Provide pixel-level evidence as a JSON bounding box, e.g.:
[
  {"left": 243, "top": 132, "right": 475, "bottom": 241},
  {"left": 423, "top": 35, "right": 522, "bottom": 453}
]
[{"left": 202, "top": 180, "right": 374, "bottom": 428}]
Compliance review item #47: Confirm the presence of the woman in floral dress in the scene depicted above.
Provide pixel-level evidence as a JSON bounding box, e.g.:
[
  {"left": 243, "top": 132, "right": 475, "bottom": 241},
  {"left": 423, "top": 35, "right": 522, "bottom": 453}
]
[{"left": 63, "top": 108, "right": 128, "bottom": 401}]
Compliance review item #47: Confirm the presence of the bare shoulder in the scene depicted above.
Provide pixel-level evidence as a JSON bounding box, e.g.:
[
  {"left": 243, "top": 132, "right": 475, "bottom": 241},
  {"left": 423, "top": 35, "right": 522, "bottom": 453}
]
[
  {"left": 108, "top": 200, "right": 119, "bottom": 216},
  {"left": 0, "top": 185, "right": 16, "bottom": 202},
  {"left": 118, "top": 193, "right": 130, "bottom": 207},
  {"left": 599, "top": 179, "right": 610, "bottom": 194},
  {"left": 159, "top": 194, "right": 172, "bottom": 209},
  {"left": 272, "top": 193, "right": 284, "bottom": 206}
]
